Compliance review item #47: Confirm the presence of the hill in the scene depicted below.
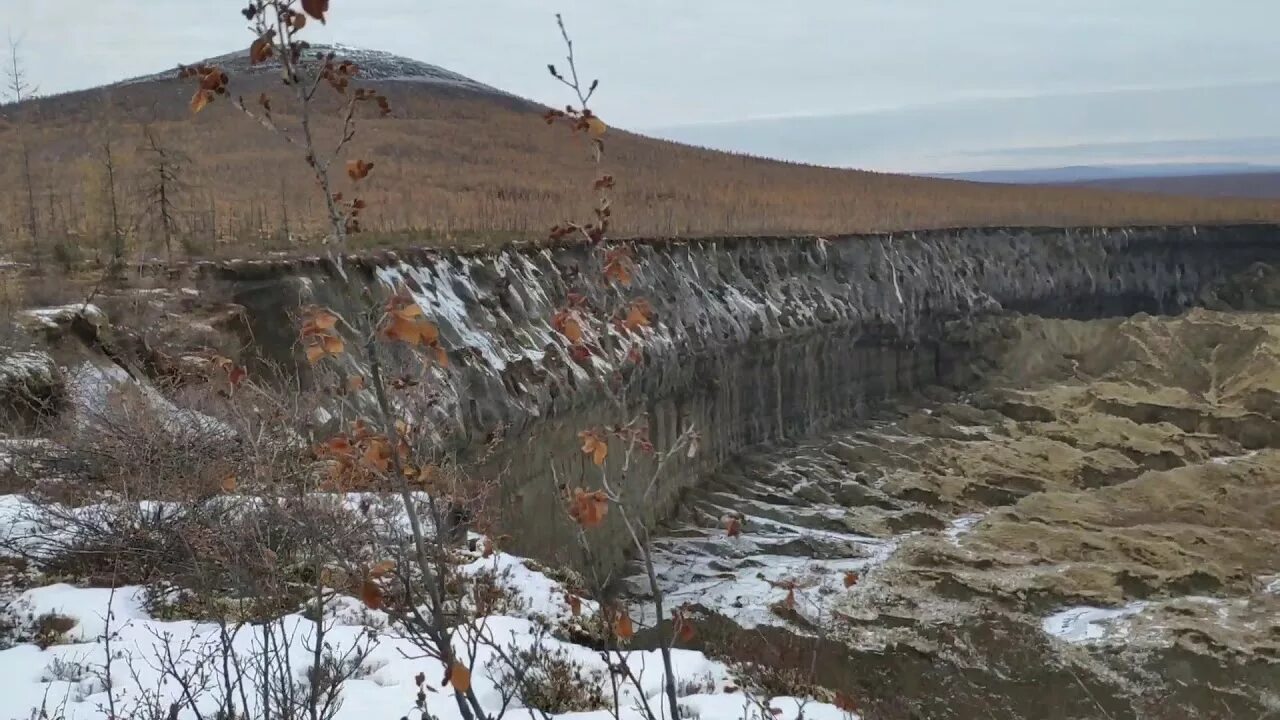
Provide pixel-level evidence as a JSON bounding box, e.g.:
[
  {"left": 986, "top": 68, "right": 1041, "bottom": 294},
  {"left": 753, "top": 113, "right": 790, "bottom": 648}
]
[
  {"left": 3, "top": 45, "right": 1280, "bottom": 261},
  {"left": 1072, "top": 172, "right": 1280, "bottom": 199}
]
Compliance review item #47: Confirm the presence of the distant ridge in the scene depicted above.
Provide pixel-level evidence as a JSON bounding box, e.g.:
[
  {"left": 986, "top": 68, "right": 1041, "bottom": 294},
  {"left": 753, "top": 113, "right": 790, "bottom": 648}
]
[{"left": 935, "top": 163, "right": 1280, "bottom": 185}]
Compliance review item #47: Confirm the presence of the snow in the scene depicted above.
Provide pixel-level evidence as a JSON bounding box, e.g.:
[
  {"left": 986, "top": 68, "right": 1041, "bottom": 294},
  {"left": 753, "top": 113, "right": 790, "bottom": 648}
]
[
  {"left": 942, "top": 514, "right": 983, "bottom": 545},
  {"left": 378, "top": 262, "right": 511, "bottom": 370},
  {"left": 120, "top": 44, "right": 507, "bottom": 98},
  {"left": 1210, "top": 450, "right": 1261, "bottom": 465},
  {"left": 0, "top": 495, "right": 858, "bottom": 719},
  {"left": 18, "top": 584, "right": 150, "bottom": 643},
  {"left": 1041, "top": 603, "right": 1148, "bottom": 643},
  {"left": 66, "top": 361, "right": 232, "bottom": 438},
  {"left": 636, "top": 499, "right": 892, "bottom": 631},
  {"left": 19, "top": 304, "right": 106, "bottom": 332},
  {"left": 0, "top": 351, "right": 58, "bottom": 388},
  {"left": 0, "top": 566, "right": 858, "bottom": 720}
]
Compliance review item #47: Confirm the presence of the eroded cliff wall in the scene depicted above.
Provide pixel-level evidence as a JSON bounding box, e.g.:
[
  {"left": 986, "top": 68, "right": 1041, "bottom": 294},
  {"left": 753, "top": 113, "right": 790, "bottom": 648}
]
[{"left": 201, "top": 225, "right": 1280, "bottom": 578}]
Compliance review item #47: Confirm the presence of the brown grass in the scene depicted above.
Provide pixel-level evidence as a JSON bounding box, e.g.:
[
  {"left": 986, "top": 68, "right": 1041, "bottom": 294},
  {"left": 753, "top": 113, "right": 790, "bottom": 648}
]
[{"left": 3, "top": 68, "right": 1280, "bottom": 260}]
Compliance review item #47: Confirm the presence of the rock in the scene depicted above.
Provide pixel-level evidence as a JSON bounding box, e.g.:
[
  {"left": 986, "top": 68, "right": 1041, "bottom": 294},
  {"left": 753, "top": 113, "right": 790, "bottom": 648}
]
[
  {"left": 832, "top": 479, "right": 888, "bottom": 508},
  {"left": 792, "top": 481, "right": 832, "bottom": 504},
  {"left": 0, "top": 351, "right": 64, "bottom": 425}
]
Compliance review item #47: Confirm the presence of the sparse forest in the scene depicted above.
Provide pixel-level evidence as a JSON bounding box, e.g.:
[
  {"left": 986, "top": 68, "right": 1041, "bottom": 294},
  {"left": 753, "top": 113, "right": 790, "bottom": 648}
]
[{"left": 2, "top": 28, "right": 1280, "bottom": 265}]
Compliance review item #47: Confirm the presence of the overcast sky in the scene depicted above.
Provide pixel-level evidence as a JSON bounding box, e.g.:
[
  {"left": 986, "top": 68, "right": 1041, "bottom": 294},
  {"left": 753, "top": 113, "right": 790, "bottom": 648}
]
[{"left": 6, "top": 1, "right": 1280, "bottom": 172}]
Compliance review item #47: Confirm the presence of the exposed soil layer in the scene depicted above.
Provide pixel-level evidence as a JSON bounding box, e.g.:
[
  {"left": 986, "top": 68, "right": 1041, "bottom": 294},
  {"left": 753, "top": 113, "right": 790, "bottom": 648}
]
[{"left": 635, "top": 307, "right": 1280, "bottom": 719}]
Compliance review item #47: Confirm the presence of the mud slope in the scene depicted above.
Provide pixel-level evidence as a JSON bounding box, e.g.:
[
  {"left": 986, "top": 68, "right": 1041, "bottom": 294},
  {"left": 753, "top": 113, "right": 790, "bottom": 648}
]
[{"left": 637, "top": 308, "right": 1280, "bottom": 719}]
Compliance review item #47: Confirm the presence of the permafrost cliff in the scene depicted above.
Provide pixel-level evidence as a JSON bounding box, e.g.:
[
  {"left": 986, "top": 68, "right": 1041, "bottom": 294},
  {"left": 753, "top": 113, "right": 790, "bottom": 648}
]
[{"left": 201, "top": 224, "right": 1280, "bottom": 577}]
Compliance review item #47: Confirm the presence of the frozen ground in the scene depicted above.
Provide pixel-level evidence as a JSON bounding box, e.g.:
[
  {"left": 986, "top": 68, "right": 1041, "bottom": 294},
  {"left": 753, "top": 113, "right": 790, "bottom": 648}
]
[{"left": 0, "top": 494, "right": 858, "bottom": 720}]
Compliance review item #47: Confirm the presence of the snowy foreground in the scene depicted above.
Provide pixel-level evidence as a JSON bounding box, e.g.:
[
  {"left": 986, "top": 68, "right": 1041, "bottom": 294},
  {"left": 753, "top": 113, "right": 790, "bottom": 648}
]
[{"left": 0, "top": 496, "right": 857, "bottom": 720}]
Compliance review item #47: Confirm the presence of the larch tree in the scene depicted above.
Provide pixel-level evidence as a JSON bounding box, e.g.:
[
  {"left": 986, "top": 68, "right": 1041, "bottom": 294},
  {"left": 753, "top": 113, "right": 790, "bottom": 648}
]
[{"left": 4, "top": 35, "right": 40, "bottom": 266}]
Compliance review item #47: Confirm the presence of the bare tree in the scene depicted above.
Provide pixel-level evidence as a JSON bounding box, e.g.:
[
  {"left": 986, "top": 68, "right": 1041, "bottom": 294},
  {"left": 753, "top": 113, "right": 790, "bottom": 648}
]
[
  {"left": 140, "top": 126, "right": 188, "bottom": 264},
  {"left": 5, "top": 35, "right": 40, "bottom": 266},
  {"left": 101, "top": 139, "right": 125, "bottom": 268}
]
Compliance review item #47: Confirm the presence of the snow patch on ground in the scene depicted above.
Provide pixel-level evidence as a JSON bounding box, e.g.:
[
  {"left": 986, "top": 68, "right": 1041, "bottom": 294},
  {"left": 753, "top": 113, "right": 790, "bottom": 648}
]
[
  {"left": 0, "top": 567, "right": 857, "bottom": 720},
  {"left": 636, "top": 490, "right": 892, "bottom": 631},
  {"left": 942, "top": 514, "right": 984, "bottom": 545},
  {"left": 66, "top": 361, "right": 231, "bottom": 437},
  {"left": 0, "top": 495, "right": 857, "bottom": 719},
  {"left": 1210, "top": 450, "right": 1261, "bottom": 465},
  {"left": 18, "top": 304, "right": 106, "bottom": 332},
  {"left": 1041, "top": 603, "right": 1148, "bottom": 643}
]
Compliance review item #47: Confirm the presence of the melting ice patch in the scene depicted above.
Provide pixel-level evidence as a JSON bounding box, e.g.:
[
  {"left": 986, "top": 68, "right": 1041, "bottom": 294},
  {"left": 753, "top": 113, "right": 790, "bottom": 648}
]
[
  {"left": 942, "top": 514, "right": 984, "bottom": 545},
  {"left": 1042, "top": 603, "right": 1147, "bottom": 643},
  {"left": 1210, "top": 450, "right": 1261, "bottom": 465}
]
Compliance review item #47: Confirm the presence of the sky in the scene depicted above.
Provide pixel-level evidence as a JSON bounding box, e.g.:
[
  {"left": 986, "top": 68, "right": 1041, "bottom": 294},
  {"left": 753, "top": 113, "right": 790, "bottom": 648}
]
[{"left": 6, "top": 0, "right": 1280, "bottom": 173}]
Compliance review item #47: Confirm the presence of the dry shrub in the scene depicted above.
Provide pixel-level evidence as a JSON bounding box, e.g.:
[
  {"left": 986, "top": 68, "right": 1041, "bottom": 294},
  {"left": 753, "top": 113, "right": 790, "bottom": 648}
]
[
  {"left": 730, "top": 661, "right": 826, "bottom": 703},
  {"left": 0, "top": 374, "right": 376, "bottom": 600},
  {"left": 24, "top": 387, "right": 240, "bottom": 498},
  {"left": 491, "top": 642, "right": 608, "bottom": 715}
]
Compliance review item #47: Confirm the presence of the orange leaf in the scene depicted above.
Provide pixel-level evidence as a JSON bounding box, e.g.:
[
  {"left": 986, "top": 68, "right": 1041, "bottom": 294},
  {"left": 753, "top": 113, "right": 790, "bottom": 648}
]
[
  {"left": 346, "top": 159, "right": 374, "bottom": 181},
  {"left": 434, "top": 346, "right": 450, "bottom": 366},
  {"left": 228, "top": 366, "right": 247, "bottom": 387},
  {"left": 311, "top": 310, "right": 339, "bottom": 331},
  {"left": 346, "top": 375, "right": 365, "bottom": 392},
  {"left": 784, "top": 588, "right": 796, "bottom": 611},
  {"left": 835, "top": 692, "right": 858, "bottom": 713},
  {"left": 568, "top": 488, "right": 609, "bottom": 528},
  {"left": 220, "top": 475, "right": 237, "bottom": 493},
  {"left": 370, "top": 560, "right": 396, "bottom": 579},
  {"left": 482, "top": 538, "right": 494, "bottom": 558},
  {"left": 673, "top": 609, "right": 695, "bottom": 643},
  {"left": 322, "top": 333, "right": 345, "bottom": 356},
  {"left": 552, "top": 310, "right": 584, "bottom": 344},
  {"left": 624, "top": 300, "right": 652, "bottom": 331},
  {"left": 249, "top": 33, "right": 274, "bottom": 65},
  {"left": 446, "top": 663, "right": 471, "bottom": 693},
  {"left": 567, "top": 593, "right": 582, "bottom": 617},
  {"left": 603, "top": 249, "right": 633, "bottom": 286},
  {"left": 578, "top": 431, "right": 608, "bottom": 466},
  {"left": 614, "top": 612, "right": 635, "bottom": 642},
  {"left": 843, "top": 571, "right": 859, "bottom": 588},
  {"left": 305, "top": 343, "right": 326, "bottom": 364},
  {"left": 360, "top": 580, "right": 383, "bottom": 610},
  {"left": 290, "top": 10, "right": 308, "bottom": 30},
  {"left": 362, "top": 438, "right": 392, "bottom": 472},
  {"left": 190, "top": 89, "right": 214, "bottom": 114},
  {"left": 586, "top": 116, "right": 607, "bottom": 137},
  {"left": 300, "top": 0, "right": 328, "bottom": 23},
  {"left": 321, "top": 435, "right": 354, "bottom": 459},
  {"left": 724, "top": 516, "right": 742, "bottom": 538}
]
